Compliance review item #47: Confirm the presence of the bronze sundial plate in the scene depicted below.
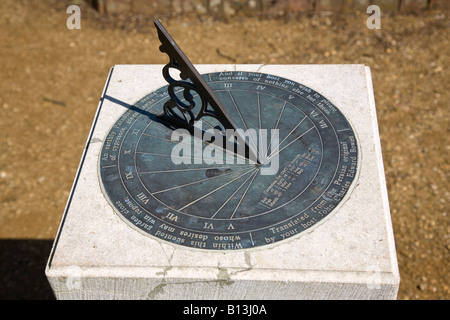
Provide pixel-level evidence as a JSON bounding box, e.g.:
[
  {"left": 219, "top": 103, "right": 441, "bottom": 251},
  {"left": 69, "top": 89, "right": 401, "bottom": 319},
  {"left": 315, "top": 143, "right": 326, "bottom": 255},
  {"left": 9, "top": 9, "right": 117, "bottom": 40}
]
[{"left": 98, "top": 70, "right": 360, "bottom": 250}]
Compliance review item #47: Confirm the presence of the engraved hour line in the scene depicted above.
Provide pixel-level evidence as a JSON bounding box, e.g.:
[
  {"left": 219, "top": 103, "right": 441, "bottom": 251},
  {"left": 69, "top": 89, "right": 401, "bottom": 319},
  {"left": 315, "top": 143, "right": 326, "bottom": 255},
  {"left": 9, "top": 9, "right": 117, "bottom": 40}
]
[
  {"left": 266, "top": 100, "right": 287, "bottom": 159},
  {"left": 135, "top": 149, "right": 250, "bottom": 164},
  {"left": 210, "top": 167, "right": 259, "bottom": 219},
  {"left": 229, "top": 168, "right": 260, "bottom": 219},
  {"left": 177, "top": 167, "right": 256, "bottom": 211},
  {"left": 268, "top": 115, "right": 307, "bottom": 156},
  {"left": 141, "top": 132, "right": 178, "bottom": 143},
  {"left": 257, "top": 92, "right": 262, "bottom": 132},
  {"left": 138, "top": 165, "right": 252, "bottom": 175},
  {"left": 222, "top": 142, "right": 254, "bottom": 164},
  {"left": 135, "top": 151, "right": 222, "bottom": 163},
  {"left": 135, "top": 151, "right": 174, "bottom": 157},
  {"left": 249, "top": 232, "right": 255, "bottom": 246},
  {"left": 266, "top": 126, "right": 316, "bottom": 161},
  {"left": 227, "top": 90, "right": 261, "bottom": 161},
  {"left": 257, "top": 92, "right": 266, "bottom": 162},
  {"left": 199, "top": 118, "right": 218, "bottom": 130},
  {"left": 101, "top": 164, "right": 117, "bottom": 169},
  {"left": 150, "top": 166, "right": 252, "bottom": 195}
]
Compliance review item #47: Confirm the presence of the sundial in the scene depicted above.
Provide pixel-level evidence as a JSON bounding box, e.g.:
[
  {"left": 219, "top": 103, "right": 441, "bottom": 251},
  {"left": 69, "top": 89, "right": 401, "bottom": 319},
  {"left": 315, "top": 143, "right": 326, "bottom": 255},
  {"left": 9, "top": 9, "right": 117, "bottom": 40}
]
[
  {"left": 47, "top": 19, "right": 400, "bottom": 300},
  {"left": 98, "top": 20, "right": 360, "bottom": 251}
]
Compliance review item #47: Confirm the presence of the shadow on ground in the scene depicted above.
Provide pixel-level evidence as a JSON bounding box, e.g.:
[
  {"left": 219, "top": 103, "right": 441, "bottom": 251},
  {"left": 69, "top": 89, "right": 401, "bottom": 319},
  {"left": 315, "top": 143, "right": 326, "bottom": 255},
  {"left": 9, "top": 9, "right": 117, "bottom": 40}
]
[{"left": 0, "top": 240, "right": 55, "bottom": 299}]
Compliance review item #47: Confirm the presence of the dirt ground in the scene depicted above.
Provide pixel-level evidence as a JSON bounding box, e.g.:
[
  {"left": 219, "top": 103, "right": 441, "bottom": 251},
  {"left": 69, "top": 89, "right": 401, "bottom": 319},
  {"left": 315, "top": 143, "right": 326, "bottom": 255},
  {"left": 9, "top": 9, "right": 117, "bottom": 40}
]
[{"left": 0, "top": 0, "right": 448, "bottom": 300}]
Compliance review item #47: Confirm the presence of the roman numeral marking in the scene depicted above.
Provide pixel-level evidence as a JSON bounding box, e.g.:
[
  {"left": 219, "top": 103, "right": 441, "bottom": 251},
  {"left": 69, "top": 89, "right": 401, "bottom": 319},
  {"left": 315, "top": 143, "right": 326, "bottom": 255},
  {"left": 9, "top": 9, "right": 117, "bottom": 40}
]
[{"left": 136, "top": 192, "right": 149, "bottom": 204}]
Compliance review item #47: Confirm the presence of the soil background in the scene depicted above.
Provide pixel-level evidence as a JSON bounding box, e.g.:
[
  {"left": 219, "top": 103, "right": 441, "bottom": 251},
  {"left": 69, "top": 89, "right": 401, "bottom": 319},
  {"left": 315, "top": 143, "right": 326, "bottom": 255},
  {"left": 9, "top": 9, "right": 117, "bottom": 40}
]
[{"left": 0, "top": 0, "right": 448, "bottom": 300}]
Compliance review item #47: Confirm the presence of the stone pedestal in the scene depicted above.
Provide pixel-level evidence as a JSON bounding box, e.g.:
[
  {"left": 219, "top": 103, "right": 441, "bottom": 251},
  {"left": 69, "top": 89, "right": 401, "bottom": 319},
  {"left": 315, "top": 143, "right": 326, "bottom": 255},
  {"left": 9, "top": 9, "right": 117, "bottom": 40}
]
[{"left": 46, "top": 64, "right": 399, "bottom": 299}]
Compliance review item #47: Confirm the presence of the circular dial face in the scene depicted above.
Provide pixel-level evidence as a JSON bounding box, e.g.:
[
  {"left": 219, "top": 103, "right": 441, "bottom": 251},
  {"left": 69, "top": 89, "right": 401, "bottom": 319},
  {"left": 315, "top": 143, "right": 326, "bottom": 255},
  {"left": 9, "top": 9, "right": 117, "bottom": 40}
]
[{"left": 99, "top": 71, "right": 359, "bottom": 250}]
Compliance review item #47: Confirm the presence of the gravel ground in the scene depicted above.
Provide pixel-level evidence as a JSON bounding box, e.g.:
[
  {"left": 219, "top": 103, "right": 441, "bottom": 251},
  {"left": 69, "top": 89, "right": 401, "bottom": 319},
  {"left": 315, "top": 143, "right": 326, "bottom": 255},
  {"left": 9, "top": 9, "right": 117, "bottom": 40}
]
[{"left": 0, "top": 0, "right": 448, "bottom": 299}]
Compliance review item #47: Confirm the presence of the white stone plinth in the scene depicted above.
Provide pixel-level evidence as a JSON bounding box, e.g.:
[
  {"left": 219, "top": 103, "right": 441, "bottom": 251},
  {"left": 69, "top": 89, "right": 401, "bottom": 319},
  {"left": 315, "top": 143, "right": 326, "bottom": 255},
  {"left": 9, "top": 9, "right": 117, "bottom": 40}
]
[{"left": 45, "top": 65, "right": 399, "bottom": 300}]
